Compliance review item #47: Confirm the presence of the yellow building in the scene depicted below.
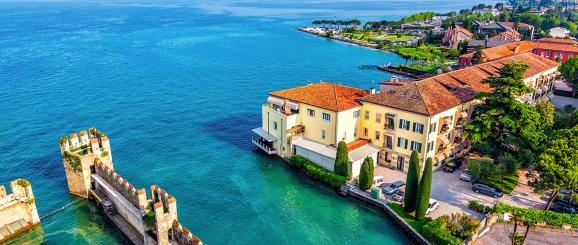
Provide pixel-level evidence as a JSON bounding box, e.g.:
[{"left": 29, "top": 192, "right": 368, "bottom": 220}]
[
  {"left": 359, "top": 52, "right": 559, "bottom": 171},
  {"left": 252, "top": 82, "right": 380, "bottom": 178},
  {"left": 254, "top": 52, "right": 559, "bottom": 175}
]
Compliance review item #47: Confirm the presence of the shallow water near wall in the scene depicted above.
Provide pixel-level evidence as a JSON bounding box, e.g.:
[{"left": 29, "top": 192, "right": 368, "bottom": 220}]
[{"left": 0, "top": 0, "right": 498, "bottom": 244}]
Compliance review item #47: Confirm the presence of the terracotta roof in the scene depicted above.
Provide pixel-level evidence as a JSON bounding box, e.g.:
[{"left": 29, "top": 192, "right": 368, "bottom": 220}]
[
  {"left": 460, "top": 41, "right": 535, "bottom": 61},
  {"left": 347, "top": 139, "right": 369, "bottom": 152},
  {"left": 533, "top": 38, "right": 578, "bottom": 52},
  {"left": 378, "top": 79, "right": 413, "bottom": 86},
  {"left": 270, "top": 82, "right": 368, "bottom": 112},
  {"left": 360, "top": 53, "right": 558, "bottom": 116},
  {"left": 536, "top": 38, "right": 577, "bottom": 45},
  {"left": 489, "top": 29, "right": 521, "bottom": 41},
  {"left": 498, "top": 22, "right": 533, "bottom": 30}
]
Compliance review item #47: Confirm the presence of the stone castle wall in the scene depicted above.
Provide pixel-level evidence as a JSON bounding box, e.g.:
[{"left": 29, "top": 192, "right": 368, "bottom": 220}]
[
  {"left": 0, "top": 179, "right": 41, "bottom": 243},
  {"left": 59, "top": 128, "right": 113, "bottom": 198},
  {"left": 94, "top": 161, "right": 143, "bottom": 209},
  {"left": 170, "top": 221, "right": 203, "bottom": 245}
]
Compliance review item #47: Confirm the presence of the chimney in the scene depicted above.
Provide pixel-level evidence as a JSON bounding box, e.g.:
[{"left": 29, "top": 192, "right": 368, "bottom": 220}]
[
  {"left": 514, "top": 44, "right": 520, "bottom": 53},
  {"left": 391, "top": 76, "right": 398, "bottom": 83},
  {"left": 369, "top": 87, "right": 376, "bottom": 95}
]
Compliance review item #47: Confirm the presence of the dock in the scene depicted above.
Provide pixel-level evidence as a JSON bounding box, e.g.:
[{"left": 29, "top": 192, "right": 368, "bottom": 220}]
[{"left": 360, "top": 64, "right": 431, "bottom": 79}]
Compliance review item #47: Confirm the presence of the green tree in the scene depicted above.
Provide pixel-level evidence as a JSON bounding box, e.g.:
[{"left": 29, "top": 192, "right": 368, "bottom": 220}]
[
  {"left": 415, "top": 158, "right": 433, "bottom": 219},
  {"left": 358, "top": 157, "right": 374, "bottom": 190},
  {"left": 465, "top": 62, "right": 545, "bottom": 165},
  {"left": 471, "top": 45, "right": 484, "bottom": 65},
  {"left": 468, "top": 157, "right": 495, "bottom": 181},
  {"left": 536, "top": 101, "right": 555, "bottom": 129},
  {"left": 404, "top": 151, "right": 421, "bottom": 213},
  {"left": 559, "top": 57, "right": 578, "bottom": 96},
  {"left": 532, "top": 125, "right": 578, "bottom": 210},
  {"left": 334, "top": 141, "right": 351, "bottom": 179}
]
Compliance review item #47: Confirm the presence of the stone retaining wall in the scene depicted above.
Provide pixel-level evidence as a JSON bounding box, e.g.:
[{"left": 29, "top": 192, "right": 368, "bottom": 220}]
[{"left": 346, "top": 185, "right": 430, "bottom": 245}]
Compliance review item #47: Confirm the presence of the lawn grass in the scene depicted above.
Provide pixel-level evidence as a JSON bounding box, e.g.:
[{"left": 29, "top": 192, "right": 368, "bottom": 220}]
[
  {"left": 341, "top": 31, "right": 379, "bottom": 41},
  {"left": 400, "top": 62, "right": 439, "bottom": 74},
  {"left": 387, "top": 203, "right": 430, "bottom": 234},
  {"left": 373, "top": 34, "right": 415, "bottom": 42},
  {"left": 479, "top": 172, "right": 519, "bottom": 194}
]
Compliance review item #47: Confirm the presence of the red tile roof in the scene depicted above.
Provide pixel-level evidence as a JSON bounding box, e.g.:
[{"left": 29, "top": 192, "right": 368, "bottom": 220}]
[
  {"left": 360, "top": 53, "right": 559, "bottom": 116},
  {"left": 498, "top": 22, "right": 533, "bottom": 30},
  {"left": 270, "top": 82, "right": 369, "bottom": 112},
  {"left": 347, "top": 139, "right": 369, "bottom": 152}
]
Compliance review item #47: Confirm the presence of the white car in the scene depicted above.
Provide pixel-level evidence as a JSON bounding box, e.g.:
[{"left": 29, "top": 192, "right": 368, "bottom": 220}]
[{"left": 426, "top": 199, "right": 440, "bottom": 215}]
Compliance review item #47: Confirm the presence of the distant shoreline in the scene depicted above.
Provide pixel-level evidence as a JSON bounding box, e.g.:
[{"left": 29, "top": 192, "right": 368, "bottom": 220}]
[{"left": 297, "top": 27, "right": 399, "bottom": 54}]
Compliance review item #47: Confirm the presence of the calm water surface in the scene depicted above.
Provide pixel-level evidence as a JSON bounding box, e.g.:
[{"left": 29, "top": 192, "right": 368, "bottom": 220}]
[{"left": 0, "top": 0, "right": 498, "bottom": 244}]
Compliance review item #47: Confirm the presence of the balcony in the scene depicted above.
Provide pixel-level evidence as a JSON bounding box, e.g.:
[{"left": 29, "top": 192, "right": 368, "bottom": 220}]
[
  {"left": 383, "top": 123, "right": 395, "bottom": 131},
  {"left": 252, "top": 128, "right": 278, "bottom": 155},
  {"left": 252, "top": 136, "right": 277, "bottom": 155}
]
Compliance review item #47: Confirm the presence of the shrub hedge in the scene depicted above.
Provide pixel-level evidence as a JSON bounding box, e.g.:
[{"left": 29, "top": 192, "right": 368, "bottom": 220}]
[
  {"left": 467, "top": 201, "right": 493, "bottom": 214},
  {"left": 494, "top": 203, "right": 578, "bottom": 228},
  {"left": 422, "top": 219, "right": 462, "bottom": 245},
  {"left": 291, "top": 155, "right": 346, "bottom": 189}
]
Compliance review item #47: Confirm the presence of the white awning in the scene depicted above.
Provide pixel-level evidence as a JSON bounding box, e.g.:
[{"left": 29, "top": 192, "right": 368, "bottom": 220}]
[
  {"left": 459, "top": 111, "right": 468, "bottom": 119},
  {"left": 348, "top": 144, "right": 381, "bottom": 163},
  {"left": 267, "top": 96, "right": 284, "bottom": 107},
  {"left": 286, "top": 101, "right": 299, "bottom": 110},
  {"left": 252, "top": 128, "right": 278, "bottom": 142},
  {"left": 443, "top": 117, "right": 452, "bottom": 125}
]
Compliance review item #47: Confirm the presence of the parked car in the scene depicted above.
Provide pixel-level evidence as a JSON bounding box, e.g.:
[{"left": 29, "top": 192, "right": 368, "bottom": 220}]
[
  {"left": 426, "top": 199, "right": 440, "bottom": 215},
  {"left": 460, "top": 169, "right": 473, "bottom": 182},
  {"left": 393, "top": 188, "right": 405, "bottom": 202},
  {"left": 382, "top": 181, "right": 405, "bottom": 195},
  {"left": 554, "top": 195, "right": 578, "bottom": 209},
  {"left": 373, "top": 175, "right": 384, "bottom": 186},
  {"left": 550, "top": 203, "right": 577, "bottom": 214},
  {"left": 472, "top": 183, "right": 503, "bottom": 198},
  {"left": 443, "top": 158, "right": 463, "bottom": 173}
]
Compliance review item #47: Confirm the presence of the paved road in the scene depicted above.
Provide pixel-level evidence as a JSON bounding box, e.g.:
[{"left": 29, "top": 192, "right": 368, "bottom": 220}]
[
  {"left": 375, "top": 165, "right": 547, "bottom": 220},
  {"left": 551, "top": 95, "right": 578, "bottom": 108},
  {"left": 476, "top": 223, "right": 578, "bottom": 245}
]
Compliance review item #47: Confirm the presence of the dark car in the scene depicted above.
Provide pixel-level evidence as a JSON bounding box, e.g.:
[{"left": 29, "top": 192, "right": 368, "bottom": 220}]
[
  {"left": 550, "top": 203, "right": 577, "bottom": 214},
  {"left": 472, "top": 183, "right": 503, "bottom": 198},
  {"left": 443, "top": 158, "right": 463, "bottom": 173},
  {"left": 554, "top": 195, "right": 578, "bottom": 209}
]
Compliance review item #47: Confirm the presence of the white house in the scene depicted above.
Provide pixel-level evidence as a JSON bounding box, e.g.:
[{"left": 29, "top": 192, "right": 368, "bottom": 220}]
[{"left": 550, "top": 27, "right": 571, "bottom": 38}]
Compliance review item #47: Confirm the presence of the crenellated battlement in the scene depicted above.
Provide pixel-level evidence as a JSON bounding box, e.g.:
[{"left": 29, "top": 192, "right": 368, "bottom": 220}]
[
  {"left": 94, "top": 161, "right": 146, "bottom": 210},
  {"left": 0, "top": 179, "right": 40, "bottom": 243},
  {"left": 59, "top": 129, "right": 202, "bottom": 245},
  {"left": 59, "top": 128, "right": 113, "bottom": 198},
  {"left": 171, "top": 220, "right": 202, "bottom": 245}
]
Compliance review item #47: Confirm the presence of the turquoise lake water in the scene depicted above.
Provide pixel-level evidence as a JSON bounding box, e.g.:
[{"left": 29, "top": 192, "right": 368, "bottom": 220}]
[{"left": 0, "top": 1, "right": 498, "bottom": 244}]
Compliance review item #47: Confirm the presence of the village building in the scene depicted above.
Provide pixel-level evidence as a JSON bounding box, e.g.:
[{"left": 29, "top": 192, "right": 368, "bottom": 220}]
[
  {"left": 549, "top": 27, "right": 571, "bottom": 38},
  {"left": 443, "top": 26, "right": 473, "bottom": 49},
  {"left": 253, "top": 82, "right": 380, "bottom": 178},
  {"left": 476, "top": 22, "right": 534, "bottom": 39},
  {"left": 459, "top": 38, "right": 578, "bottom": 68},
  {"left": 472, "top": 8, "right": 502, "bottom": 16},
  {"left": 254, "top": 53, "right": 559, "bottom": 173}
]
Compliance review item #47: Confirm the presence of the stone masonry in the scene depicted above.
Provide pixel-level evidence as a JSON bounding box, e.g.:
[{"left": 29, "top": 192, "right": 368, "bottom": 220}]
[
  {"left": 59, "top": 128, "right": 202, "bottom": 245},
  {"left": 0, "top": 178, "right": 41, "bottom": 243}
]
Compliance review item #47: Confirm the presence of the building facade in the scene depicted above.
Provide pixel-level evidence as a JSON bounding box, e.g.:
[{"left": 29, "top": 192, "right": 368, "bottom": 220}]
[
  {"left": 255, "top": 53, "right": 559, "bottom": 174},
  {"left": 459, "top": 38, "right": 578, "bottom": 68}
]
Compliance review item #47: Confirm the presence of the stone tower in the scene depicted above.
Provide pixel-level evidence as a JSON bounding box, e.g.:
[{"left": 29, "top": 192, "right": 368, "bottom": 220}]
[{"left": 59, "top": 128, "right": 113, "bottom": 198}]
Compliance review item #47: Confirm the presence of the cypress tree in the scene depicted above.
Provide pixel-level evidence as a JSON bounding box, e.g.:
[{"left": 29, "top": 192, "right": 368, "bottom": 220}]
[
  {"left": 334, "top": 141, "right": 351, "bottom": 179},
  {"left": 404, "top": 151, "right": 420, "bottom": 213},
  {"left": 358, "top": 157, "right": 374, "bottom": 190},
  {"left": 415, "top": 157, "right": 433, "bottom": 220}
]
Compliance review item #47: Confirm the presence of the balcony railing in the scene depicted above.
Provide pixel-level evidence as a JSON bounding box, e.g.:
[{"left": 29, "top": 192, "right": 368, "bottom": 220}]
[
  {"left": 252, "top": 137, "right": 277, "bottom": 155},
  {"left": 384, "top": 124, "right": 395, "bottom": 131}
]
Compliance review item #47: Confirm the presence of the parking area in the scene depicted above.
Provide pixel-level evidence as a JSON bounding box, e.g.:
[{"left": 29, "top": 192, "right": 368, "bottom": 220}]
[{"left": 374, "top": 164, "right": 547, "bottom": 220}]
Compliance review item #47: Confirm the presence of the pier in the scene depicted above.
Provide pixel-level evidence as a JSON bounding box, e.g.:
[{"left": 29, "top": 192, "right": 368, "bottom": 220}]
[{"left": 360, "top": 64, "right": 431, "bottom": 79}]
